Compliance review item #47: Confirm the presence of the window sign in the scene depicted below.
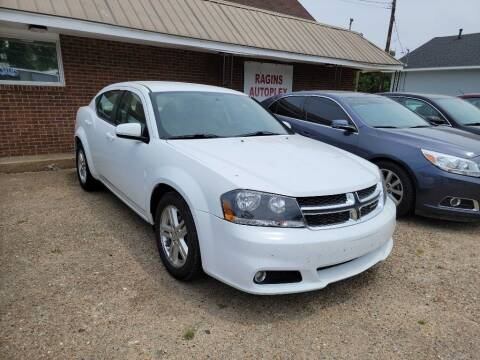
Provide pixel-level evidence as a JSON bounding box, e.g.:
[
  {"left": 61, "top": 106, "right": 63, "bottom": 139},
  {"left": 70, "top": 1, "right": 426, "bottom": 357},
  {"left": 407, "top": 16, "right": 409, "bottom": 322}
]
[
  {"left": 244, "top": 61, "right": 293, "bottom": 101},
  {"left": 0, "top": 36, "right": 63, "bottom": 85}
]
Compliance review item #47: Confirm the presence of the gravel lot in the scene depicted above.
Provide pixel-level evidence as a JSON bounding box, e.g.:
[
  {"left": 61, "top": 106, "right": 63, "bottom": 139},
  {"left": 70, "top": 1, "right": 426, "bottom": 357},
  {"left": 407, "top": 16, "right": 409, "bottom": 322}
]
[{"left": 1, "top": 169, "right": 479, "bottom": 359}]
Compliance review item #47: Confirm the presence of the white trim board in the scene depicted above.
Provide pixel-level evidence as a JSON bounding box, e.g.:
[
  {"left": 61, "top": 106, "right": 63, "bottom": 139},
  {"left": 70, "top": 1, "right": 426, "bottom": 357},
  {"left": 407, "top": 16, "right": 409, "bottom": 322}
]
[
  {"left": 0, "top": 8, "right": 403, "bottom": 71},
  {"left": 402, "top": 66, "right": 480, "bottom": 72}
]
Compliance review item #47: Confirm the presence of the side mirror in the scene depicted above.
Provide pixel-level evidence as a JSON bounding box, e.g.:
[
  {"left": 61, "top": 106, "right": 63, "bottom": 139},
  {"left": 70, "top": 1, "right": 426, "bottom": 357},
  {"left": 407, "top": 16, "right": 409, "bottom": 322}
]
[
  {"left": 282, "top": 121, "right": 292, "bottom": 129},
  {"left": 116, "top": 123, "right": 148, "bottom": 142},
  {"left": 332, "top": 119, "right": 356, "bottom": 133},
  {"left": 426, "top": 115, "right": 446, "bottom": 126}
]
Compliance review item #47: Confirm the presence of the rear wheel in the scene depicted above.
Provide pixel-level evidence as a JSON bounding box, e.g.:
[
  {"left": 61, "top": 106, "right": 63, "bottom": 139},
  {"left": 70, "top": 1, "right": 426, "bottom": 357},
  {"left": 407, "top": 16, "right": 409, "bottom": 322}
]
[
  {"left": 377, "top": 161, "right": 415, "bottom": 217},
  {"left": 154, "top": 192, "right": 202, "bottom": 281},
  {"left": 76, "top": 143, "right": 98, "bottom": 191}
]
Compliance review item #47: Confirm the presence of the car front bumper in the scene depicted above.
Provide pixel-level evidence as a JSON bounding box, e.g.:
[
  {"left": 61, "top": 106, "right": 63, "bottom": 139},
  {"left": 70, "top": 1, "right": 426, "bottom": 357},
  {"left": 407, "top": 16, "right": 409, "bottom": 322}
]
[
  {"left": 415, "top": 166, "right": 480, "bottom": 222},
  {"left": 195, "top": 199, "right": 396, "bottom": 295}
]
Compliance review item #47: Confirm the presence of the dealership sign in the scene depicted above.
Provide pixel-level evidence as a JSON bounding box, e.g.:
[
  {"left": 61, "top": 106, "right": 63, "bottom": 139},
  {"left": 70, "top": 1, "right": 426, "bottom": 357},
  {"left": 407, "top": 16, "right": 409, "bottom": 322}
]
[{"left": 244, "top": 62, "right": 293, "bottom": 100}]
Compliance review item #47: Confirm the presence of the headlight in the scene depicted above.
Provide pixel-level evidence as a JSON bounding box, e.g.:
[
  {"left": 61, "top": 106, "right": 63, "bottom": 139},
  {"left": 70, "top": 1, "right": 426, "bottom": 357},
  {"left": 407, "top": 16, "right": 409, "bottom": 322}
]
[
  {"left": 379, "top": 168, "right": 388, "bottom": 205},
  {"left": 221, "top": 190, "right": 305, "bottom": 228},
  {"left": 422, "top": 149, "right": 480, "bottom": 177}
]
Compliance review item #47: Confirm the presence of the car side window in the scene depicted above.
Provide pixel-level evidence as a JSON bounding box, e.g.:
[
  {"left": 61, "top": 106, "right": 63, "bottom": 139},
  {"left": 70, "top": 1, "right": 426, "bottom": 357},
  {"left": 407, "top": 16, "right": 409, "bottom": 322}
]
[
  {"left": 305, "top": 97, "right": 350, "bottom": 127},
  {"left": 403, "top": 98, "right": 444, "bottom": 120},
  {"left": 274, "top": 96, "right": 305, "bottom": 120},
  {"left": 116, "top": 91, "right": 147, "bottom": 130},
  {"left": 96, "top": 90, "right": 122, "bottom": 123}
]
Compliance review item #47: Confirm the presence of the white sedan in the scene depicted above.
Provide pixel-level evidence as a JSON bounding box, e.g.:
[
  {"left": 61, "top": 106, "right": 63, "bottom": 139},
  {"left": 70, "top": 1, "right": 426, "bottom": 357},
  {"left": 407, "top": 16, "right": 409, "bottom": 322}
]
[{"left": 75, "top": 81, "right": 396, "bottom": 295}]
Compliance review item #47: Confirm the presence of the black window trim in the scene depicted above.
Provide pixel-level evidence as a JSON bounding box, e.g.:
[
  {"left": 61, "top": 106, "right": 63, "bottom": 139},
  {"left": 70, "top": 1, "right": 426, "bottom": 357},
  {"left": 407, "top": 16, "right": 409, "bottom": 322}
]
[{"left": 390, "top": 96, "right": 452, "bottom": 126}]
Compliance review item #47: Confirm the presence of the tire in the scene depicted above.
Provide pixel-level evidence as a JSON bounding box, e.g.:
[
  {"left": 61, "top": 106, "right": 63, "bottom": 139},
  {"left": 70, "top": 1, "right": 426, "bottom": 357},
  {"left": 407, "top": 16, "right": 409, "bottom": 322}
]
[
  {"left": 76, "top": 143, "right": 98, "bottom": 191},
  {"left": 376, "top": 160, "right": 415, "bottom": 217},
  {"left": 154, "top": 192, "right": 202, "bottom": 281}
]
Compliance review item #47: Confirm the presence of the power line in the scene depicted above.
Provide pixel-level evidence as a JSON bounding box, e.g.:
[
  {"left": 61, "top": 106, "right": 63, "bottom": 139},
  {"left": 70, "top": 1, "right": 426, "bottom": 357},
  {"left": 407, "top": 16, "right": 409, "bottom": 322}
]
[
  {"left": 335, "top": 0, "right": 392, "bottom": 9},
  {"left": 393, "top": 20, "right": 405, "bottom": 55}
]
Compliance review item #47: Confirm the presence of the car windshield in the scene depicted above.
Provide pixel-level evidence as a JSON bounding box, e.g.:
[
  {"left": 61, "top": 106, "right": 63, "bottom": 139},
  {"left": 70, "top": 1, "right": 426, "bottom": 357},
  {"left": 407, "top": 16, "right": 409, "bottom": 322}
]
[
  {"left": 344, "top": 96, "right": 430, "bottom": 128},
  {"left": 436, "top": 98, "right": 480, "bottom": 125},
  {"left": 150, "top": 92, "right": 289, "bottom": 139}
]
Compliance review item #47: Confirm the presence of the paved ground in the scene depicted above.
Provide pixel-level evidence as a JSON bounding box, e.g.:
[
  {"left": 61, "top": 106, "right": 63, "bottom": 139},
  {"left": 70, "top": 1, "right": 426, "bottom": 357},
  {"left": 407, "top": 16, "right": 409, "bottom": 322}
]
[{"left": 0, "top": 169, "right": 479, "bottom": 360}]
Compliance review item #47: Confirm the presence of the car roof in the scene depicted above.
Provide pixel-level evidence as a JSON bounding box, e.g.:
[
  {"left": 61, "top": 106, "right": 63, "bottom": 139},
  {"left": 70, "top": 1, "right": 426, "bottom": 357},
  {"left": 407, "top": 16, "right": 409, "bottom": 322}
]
[
  {"left": 381, "top": 92, "right": 453, "bottom": 100},
  {"left": 279, "top": 90, "right": 387, "bottom": 100},
  {"left": 109, "top": 81, "right": 244, "bottom": 95}
]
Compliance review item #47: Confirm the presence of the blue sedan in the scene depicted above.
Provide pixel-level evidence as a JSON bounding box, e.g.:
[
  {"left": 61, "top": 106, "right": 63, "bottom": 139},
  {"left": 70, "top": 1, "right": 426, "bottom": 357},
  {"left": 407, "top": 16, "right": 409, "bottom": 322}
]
[{"left": 262, "top": 92, "right": 480, "bottom": 221}]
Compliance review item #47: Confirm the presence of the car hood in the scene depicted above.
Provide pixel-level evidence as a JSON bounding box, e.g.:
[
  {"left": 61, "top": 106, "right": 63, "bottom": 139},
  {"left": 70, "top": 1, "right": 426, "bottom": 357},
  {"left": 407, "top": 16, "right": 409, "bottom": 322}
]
[
  {"left": 377, "top": 127, "right": 480, "bottom": 159},
  {"left": 167, "top": 135, "right": 380, "bottom": 197}
]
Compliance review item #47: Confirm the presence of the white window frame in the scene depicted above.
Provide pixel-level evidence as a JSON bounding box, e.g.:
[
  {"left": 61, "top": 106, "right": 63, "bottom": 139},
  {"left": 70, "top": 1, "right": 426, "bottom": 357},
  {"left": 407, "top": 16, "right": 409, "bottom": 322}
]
[{"left": 0, "top": 26, "right": 65, "bottom": 86}]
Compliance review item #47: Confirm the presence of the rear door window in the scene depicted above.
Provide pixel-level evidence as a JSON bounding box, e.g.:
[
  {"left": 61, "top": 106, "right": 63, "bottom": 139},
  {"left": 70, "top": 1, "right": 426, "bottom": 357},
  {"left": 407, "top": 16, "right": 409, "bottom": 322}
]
[
  {"left": 96, "top": 90, "right": 122, "bottom": 123},
  {"left": 304, "top": 97, "right": 351, "bottom": 127},
  {"left": 274, "top": 96, "right": 306, "bottom": 120}
]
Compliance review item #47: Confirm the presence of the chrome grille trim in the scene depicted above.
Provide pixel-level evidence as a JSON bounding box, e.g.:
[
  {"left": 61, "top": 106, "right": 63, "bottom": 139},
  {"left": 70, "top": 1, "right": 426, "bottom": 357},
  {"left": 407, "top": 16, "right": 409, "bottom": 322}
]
[{"left": 299, "top": 183, "right": 383, "bottom": 230}]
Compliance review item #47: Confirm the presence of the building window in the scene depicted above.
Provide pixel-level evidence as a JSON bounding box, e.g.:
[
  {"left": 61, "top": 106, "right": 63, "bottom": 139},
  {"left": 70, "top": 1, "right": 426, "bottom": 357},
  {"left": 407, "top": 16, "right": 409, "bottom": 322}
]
[{"left": 0, "top": 33, "right": 64, "bottom": 86}]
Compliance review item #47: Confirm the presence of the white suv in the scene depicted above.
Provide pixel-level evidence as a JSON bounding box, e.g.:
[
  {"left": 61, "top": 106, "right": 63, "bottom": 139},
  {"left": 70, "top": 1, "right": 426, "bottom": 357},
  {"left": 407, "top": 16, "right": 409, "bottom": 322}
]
[{"left": 75, "top": 81, "right": 396, "bottom": 295}]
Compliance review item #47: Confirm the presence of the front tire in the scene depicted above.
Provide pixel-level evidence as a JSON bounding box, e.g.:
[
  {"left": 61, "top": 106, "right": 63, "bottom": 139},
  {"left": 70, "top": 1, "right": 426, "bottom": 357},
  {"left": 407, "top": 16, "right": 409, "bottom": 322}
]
[
  {"left": 76, "top": 143, "right": 98, "bottom": 191},
  {"left": 377, "top": 160, "right": 415, "bottom": 217},
  {"left": 154, "top": 192, "right": 202, "bottom": 281}
]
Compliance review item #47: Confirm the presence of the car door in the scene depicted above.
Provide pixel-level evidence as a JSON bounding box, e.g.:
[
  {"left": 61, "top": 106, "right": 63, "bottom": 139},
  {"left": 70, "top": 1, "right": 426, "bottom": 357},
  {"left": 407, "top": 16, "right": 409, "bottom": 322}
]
[
  {"left": 91, "top": 90, "right": 122, "bottom": 178},
  {"left": 106, "top": 89, "right": 151, "bottom": 212},
  {"left": 268, "top": 96, "right": 306, "bottom": 131},
  {"left": 302, "top": 96, "right": 359, "bottom": 153}
]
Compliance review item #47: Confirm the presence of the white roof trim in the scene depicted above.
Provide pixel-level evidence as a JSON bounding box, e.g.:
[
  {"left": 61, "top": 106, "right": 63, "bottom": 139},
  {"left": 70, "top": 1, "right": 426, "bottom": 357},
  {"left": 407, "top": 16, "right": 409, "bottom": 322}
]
[
  {"left": 402, "top": 65, "right": 480, "bottom": 72},
  {"left": 0, "top": 9, "right": 403, "bottom": 71}
]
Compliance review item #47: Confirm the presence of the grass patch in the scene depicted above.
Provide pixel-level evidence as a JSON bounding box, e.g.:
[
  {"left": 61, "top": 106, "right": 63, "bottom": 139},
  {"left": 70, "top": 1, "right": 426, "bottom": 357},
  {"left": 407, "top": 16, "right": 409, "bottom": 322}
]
[{"left": 183, "top": 328, "right": 195, "bottom": 341}]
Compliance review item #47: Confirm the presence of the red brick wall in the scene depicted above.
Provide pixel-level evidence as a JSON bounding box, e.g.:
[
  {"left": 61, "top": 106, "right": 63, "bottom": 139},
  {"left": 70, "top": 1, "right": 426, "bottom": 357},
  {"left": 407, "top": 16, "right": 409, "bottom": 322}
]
[
  {"left": 226, "top": 0, "right": 314, "bottom": 20},
  {"left": 0, "top": 35, "right": 356, "bottom": 157}
]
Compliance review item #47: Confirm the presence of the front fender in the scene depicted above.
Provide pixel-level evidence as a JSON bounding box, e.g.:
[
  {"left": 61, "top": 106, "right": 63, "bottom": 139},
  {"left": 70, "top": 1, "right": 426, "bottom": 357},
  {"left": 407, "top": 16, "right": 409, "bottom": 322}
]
[{"left": 146, "top": 165, "right": 214, "bottom": 223}]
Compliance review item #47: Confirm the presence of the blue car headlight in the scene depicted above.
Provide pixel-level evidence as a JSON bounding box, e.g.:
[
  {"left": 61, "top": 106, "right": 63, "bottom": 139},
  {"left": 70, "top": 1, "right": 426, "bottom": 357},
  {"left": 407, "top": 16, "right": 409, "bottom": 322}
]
[{"left": 422, "top": 149, "right": 480, "bottom": 178}]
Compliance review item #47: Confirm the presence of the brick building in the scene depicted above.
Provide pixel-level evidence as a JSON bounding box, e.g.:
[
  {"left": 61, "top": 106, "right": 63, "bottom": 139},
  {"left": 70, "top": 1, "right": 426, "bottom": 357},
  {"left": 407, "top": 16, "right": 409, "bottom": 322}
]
[{"left": 0, "top": 0, "right": 401, "bottom": 157}]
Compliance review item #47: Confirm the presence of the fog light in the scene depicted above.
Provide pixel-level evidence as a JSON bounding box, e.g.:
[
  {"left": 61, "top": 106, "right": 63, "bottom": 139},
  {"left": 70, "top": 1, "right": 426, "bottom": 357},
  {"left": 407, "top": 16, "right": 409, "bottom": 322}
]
[
  {"left": 450, "top": 197, "right": 461, "bottom": 207},
  {"left": 254, "top": 271, "right": 267, "bottom": 283}
]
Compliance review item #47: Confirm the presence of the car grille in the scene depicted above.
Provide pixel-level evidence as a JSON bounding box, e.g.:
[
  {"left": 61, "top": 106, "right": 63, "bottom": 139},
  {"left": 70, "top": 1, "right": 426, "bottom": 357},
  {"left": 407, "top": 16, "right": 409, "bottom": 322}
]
[{"left": 298, "top": 184, "right": 382, "bottom": 229}]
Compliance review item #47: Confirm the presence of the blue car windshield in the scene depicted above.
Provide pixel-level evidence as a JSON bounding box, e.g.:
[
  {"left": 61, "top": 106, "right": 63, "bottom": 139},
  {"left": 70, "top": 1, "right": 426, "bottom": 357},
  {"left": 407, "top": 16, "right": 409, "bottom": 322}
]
[
  {"left": 150, "top": 92, "right": 290, "bottom": 139},
  {"left": 435, "top": 98, "right": 480, "bottom": 126},
  {"left": 344, "top": 96, "right": 430, "bottom": 129}
]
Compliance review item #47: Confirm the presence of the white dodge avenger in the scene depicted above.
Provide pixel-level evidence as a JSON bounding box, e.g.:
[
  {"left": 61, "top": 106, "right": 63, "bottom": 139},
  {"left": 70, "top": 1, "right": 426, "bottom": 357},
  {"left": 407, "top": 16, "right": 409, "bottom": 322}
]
[{"left": 75, "top": 81, "right": 396, "bottom": 294}]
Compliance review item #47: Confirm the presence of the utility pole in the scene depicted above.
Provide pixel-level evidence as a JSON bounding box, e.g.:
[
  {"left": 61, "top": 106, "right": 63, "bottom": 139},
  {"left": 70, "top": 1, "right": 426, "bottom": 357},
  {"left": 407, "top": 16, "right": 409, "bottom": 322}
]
[
  {"left": 349, "top": 18, "right": 354, "bottom": 30},
  {"left": 385, "top": 0, "right": 397, "bottom": 52},
  {"left": 380, "top": 0, "right": 396, "bottom": 92}
]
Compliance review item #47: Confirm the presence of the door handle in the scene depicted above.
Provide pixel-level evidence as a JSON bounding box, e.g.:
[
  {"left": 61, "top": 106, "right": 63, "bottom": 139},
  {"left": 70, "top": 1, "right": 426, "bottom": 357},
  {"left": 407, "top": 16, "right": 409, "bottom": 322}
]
[{"left": 106, "top": 132, "right": 115, "bottom": 141}]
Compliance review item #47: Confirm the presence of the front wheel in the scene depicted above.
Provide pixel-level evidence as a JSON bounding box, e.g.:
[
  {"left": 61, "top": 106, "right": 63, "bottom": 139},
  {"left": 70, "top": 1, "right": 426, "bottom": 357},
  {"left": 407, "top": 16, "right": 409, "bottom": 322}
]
[
  {"left": 154, "top": 192, "right": 202, "bottom": 281},
  {"left": 377, "top": 161, "right": 415, "bottom": 217}
]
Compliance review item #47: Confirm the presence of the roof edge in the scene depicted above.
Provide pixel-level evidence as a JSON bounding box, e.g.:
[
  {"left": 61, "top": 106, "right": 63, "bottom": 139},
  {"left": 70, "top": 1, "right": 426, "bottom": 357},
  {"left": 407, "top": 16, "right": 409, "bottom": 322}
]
[{"left": 0, "top": 8, "right": 403, "bottom": 70}]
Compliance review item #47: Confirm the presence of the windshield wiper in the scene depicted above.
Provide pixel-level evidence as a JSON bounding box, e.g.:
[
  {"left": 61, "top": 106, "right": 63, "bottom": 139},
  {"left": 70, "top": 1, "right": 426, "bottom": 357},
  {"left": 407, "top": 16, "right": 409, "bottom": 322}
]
[
  {"left": 409, "top": 125, "right": 430, "bottom": 128},
  {"left": 167, "top": 134, "right": 221, "bottom": 140},
  {"left": 466, "top": 122, "right": 480, "bottom": 126},
  {"left": 236, "top": 131, "right": 282, "bottom": 137},
  {"left": 373, "top": 126, "right": 399, "bottom": 129}
]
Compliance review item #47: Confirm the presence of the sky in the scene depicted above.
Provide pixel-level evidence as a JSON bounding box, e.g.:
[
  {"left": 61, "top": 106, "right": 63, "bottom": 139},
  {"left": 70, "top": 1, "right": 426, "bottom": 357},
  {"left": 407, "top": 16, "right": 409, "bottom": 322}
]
[{"left": 299, "top": 0, "right": 480, "bottom": 58}]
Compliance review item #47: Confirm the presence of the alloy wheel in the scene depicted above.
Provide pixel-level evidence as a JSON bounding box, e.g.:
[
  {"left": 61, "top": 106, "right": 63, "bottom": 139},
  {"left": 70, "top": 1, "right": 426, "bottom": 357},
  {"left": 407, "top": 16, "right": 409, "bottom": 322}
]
[
  {"left": 159, "top": 205, "right": 189, "bottom": 268},
  {"left": 77, "top": 150, "right": 87, "bottom": 184},
  {"left": 382, "top": 169, "right": 404, "bottom": 206}
]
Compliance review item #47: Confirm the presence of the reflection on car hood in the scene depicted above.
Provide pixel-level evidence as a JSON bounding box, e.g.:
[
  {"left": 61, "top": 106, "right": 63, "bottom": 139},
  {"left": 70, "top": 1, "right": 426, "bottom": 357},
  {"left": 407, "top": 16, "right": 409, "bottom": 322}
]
[
  {"left": 378, "top": 127, "right": 480, "bottom": 159},
  {"left": 168, "top": 134, "right": 380, "bottom": 197}
]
